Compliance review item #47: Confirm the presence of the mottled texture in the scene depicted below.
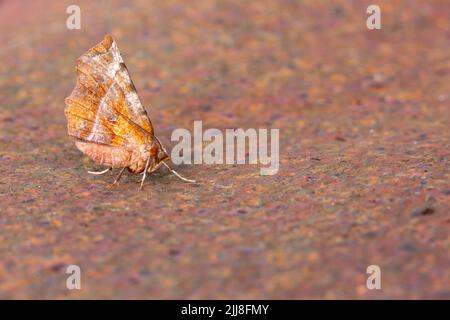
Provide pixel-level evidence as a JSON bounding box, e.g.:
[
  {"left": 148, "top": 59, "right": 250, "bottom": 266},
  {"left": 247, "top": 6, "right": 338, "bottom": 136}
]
[
  {"left": 0, "top": 0, "right": 449, "bottom": 299},
  {"left": 65, "top": 35, "right": 169, "bottom": 178}
]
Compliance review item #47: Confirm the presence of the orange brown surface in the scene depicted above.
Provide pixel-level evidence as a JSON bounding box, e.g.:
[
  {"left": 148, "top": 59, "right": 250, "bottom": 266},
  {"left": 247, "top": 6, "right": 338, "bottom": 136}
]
[{"left": 0, "top": 0, "right": 449, "bottom": 299}]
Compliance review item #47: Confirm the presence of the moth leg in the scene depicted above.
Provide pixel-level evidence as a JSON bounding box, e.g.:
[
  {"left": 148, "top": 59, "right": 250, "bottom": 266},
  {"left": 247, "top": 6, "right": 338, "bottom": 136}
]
[
  {"left": 111, "top": 167, "right": 126, "bottom": 186},
  {"left": 139, "top": 158, "right": 152, "bottom": 190},
  {"left": 88, "top": 167, "right": 112, "bottom": 175}
]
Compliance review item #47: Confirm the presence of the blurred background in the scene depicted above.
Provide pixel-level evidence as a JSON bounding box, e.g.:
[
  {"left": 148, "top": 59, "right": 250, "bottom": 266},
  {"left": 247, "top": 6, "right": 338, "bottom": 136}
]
[{"left": 0, "top": 0, "right": 449, "bottom": 299}]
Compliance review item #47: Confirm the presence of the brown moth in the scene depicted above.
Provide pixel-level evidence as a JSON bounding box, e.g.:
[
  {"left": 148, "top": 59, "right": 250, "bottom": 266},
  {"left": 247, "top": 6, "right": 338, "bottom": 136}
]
[{"left": 65, "top": 35, "right": 195, "bottom": 189}]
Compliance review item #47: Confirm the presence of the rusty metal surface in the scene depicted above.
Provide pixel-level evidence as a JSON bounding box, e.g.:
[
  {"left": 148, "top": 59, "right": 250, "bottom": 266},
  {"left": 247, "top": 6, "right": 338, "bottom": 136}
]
[{"left": 0, "top": 0, "right": 449, "bottom": 299}]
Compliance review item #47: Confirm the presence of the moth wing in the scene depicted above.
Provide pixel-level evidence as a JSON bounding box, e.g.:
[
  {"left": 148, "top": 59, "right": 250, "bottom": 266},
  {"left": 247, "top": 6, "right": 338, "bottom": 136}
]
[{"left": 64, "top": 35, "right": 154, "bottom": 149}]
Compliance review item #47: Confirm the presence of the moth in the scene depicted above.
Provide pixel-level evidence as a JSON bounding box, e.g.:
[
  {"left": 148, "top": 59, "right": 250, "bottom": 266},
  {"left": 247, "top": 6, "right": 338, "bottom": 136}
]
[{"left": 65, "top": 35, "right": 195, "bottom": 189}]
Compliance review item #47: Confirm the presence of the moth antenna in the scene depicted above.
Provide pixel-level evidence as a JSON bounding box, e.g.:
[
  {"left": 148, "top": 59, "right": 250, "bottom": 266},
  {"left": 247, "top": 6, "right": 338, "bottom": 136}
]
[
  {"left": 88, "top": 167, "right": 112, "bottom": 175},
  {"left": 162, "top": 161, "right": 196, "bottom": 183}
]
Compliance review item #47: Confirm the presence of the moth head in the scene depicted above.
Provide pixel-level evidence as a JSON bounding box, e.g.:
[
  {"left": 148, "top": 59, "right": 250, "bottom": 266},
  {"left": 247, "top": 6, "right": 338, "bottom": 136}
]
[
  {"left": 157, "top": 148, "right": 169, "bottom": 163},
  {"left": 143, "top": 137, "right": 169, "bottom": 172},
  {"left": 153, "top": 137, "right": 170, "bottom": 163}
]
